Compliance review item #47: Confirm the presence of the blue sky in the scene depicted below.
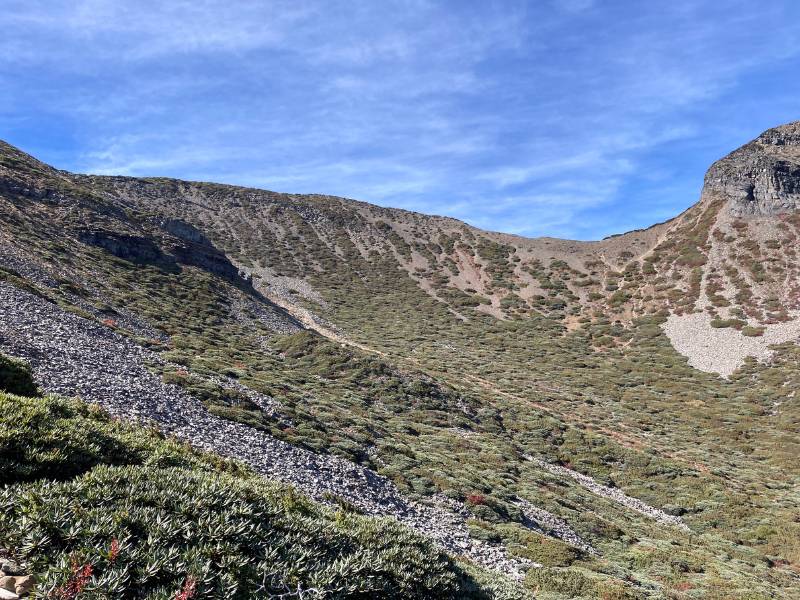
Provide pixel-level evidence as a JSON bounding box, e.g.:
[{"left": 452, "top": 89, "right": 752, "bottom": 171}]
[{"left": 2, "top": 1, "right": 799, "bottom": 240}]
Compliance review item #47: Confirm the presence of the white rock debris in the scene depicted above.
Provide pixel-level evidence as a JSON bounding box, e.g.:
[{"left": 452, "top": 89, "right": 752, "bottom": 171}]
[
  {"left": 525, "top": 456, "right": 690, "bottom": 532},
  {"left": 515, "top": 500, "right": 596, "bottom": 555},
  {"left": 663, "top": 312, "right": 800, "bottom": 377}
]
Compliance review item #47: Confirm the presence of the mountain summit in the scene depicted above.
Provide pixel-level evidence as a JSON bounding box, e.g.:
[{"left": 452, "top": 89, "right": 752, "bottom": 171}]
[{"left": 704, "top": 120, "right": 800, "bottom": 216}]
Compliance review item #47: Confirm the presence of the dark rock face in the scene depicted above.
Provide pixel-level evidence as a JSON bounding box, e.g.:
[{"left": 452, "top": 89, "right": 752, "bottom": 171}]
[
  {"left": 168, "top": 241, "right": 241, "bottom": 280},
  {"left": 79, "top": 220, "right": 241, "bottom": 281},
  {"left": 703, "top": 121, "right": 800, "bottom": 217},
  {"left": 158, "top": 219, "right": 242, "bottom": 281},
  {"left": 0, "top": 176, "right": 53, "bottom": 202},
  {"left": 78, "top": 230, "right": 164, "bottom": 262}
]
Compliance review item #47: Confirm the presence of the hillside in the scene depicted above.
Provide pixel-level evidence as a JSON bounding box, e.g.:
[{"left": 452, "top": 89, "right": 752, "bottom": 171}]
[
  {"left": 0, "top": 360, "right": 520, "bottom": 599},
  {"left": 1, "top": 122, "right": 799, "bottom": 598}
]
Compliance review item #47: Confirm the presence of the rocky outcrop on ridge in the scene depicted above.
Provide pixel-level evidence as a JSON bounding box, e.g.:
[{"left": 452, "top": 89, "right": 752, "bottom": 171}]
[{"left": 704, "top": 121, "right": 800, "bottom": 216}]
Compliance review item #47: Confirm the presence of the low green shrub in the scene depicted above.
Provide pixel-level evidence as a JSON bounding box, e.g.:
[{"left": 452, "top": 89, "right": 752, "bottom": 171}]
[
  {"left": 1, "top": 465, "right": 480, "bottom": 599},
  {"left": 0, "top": 393, "right": 237, "bottom": 485},
  {"left": 510, "top": 536, "right": 580, "bottom": 567},
  {"left": 710, "top": 318, "right": 746, "bottom": 329},
  {"left": 741, "top": 326, "right": 765, "bottom": 337},
  {"left": 0, "top": 353, "right": 38, "bottom": 397}
]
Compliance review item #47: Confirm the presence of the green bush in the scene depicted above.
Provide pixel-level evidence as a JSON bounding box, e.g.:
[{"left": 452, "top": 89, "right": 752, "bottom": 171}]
[
  {"left": 0, "top": 394, "right": 231, "bottom": 485},
  {"left": 510, "top": 536, "right": 580, "bottom": 567},
  {"left": 1, "top": 465, "right": 479, "bottom": 599},
  {"left": 741, "top": 326, "right": 765, "bottom": 337},
  {"left": 524, "top": 567, "right": 598, "bottom": 597},
  {"left": 710, "top": 318, "right": 746, "bottom": 329},
  {"left": 0, "top": 353, "right": 38, "bottom": 397}
]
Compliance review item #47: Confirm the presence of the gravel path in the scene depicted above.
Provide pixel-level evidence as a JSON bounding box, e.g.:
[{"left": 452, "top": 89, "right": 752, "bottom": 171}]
[
  {"left": 0, "top": 282, "right": 532, "bottom": 578},
  {"left": 525, "top": 456, "right": 690, "bottom": 531},
  {"left": 515, "top": 500, "right": 596, "bottom": 555}
]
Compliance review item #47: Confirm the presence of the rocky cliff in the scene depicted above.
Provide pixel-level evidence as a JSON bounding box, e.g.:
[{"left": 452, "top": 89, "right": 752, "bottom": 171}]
[{"left": 704, "top": 121, "right": 800, "bottom": 216}]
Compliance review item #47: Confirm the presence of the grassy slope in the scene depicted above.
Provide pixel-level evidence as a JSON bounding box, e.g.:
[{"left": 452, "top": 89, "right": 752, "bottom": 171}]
[
  {"left": 187, "top": 205, "right": 799, "bottom": 597},
  {"left": 309, "top": 270, "right": 800, "bottom": 597}
]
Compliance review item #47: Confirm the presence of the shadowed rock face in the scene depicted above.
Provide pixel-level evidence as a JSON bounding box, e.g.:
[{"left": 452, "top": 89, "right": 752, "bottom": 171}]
[
  {"left": 74, "top": 212, "right": 247, "bottom": 282},
  {"left": 157, "top": 218, "right": 244, "bottom": 280},
  {"left": 703, "top": 121, "right": 800, "bottom": 216},
  {"left": 78, "top": 230, "right": 165, "bottom": 263}
]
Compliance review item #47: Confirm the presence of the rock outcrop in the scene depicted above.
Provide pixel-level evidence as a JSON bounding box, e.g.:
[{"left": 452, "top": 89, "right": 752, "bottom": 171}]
[
  {"left": 78, "top": 229, "right": 165, "bottom": 263},
  {"left": 703, "top": 121, "right": 800, "bottom": 216},
  {"left": 0, "top": 556, "right": 34, "bottom": 599}
]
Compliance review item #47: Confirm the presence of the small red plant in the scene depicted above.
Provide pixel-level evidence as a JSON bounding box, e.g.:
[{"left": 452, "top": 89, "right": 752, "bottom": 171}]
[
  {"left": 108, "top": 538, "right": 120, "bottom": 564},
  {"left": 466, "top": 493, "right": 486, "bottom": 506},
  {"left": 175, "top": 576, "right": 197, "bottom": 600},
  {"left": 54, "top": 557, "right": 93, "bottom": 599}
]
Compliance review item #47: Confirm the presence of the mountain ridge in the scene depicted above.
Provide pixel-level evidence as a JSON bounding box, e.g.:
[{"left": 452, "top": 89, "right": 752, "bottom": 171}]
[
  {"left": 6, "top": 119, "right": 799, "bottom": 242},
  {"left": 3, "top": 122, "right": 800, "bottom": 353}
]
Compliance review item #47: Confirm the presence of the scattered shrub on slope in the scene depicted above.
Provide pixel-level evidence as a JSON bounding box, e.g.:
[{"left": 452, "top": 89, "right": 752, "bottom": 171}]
[{"left": 0, "top": 393, "right": 240, "bottom": 485}]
